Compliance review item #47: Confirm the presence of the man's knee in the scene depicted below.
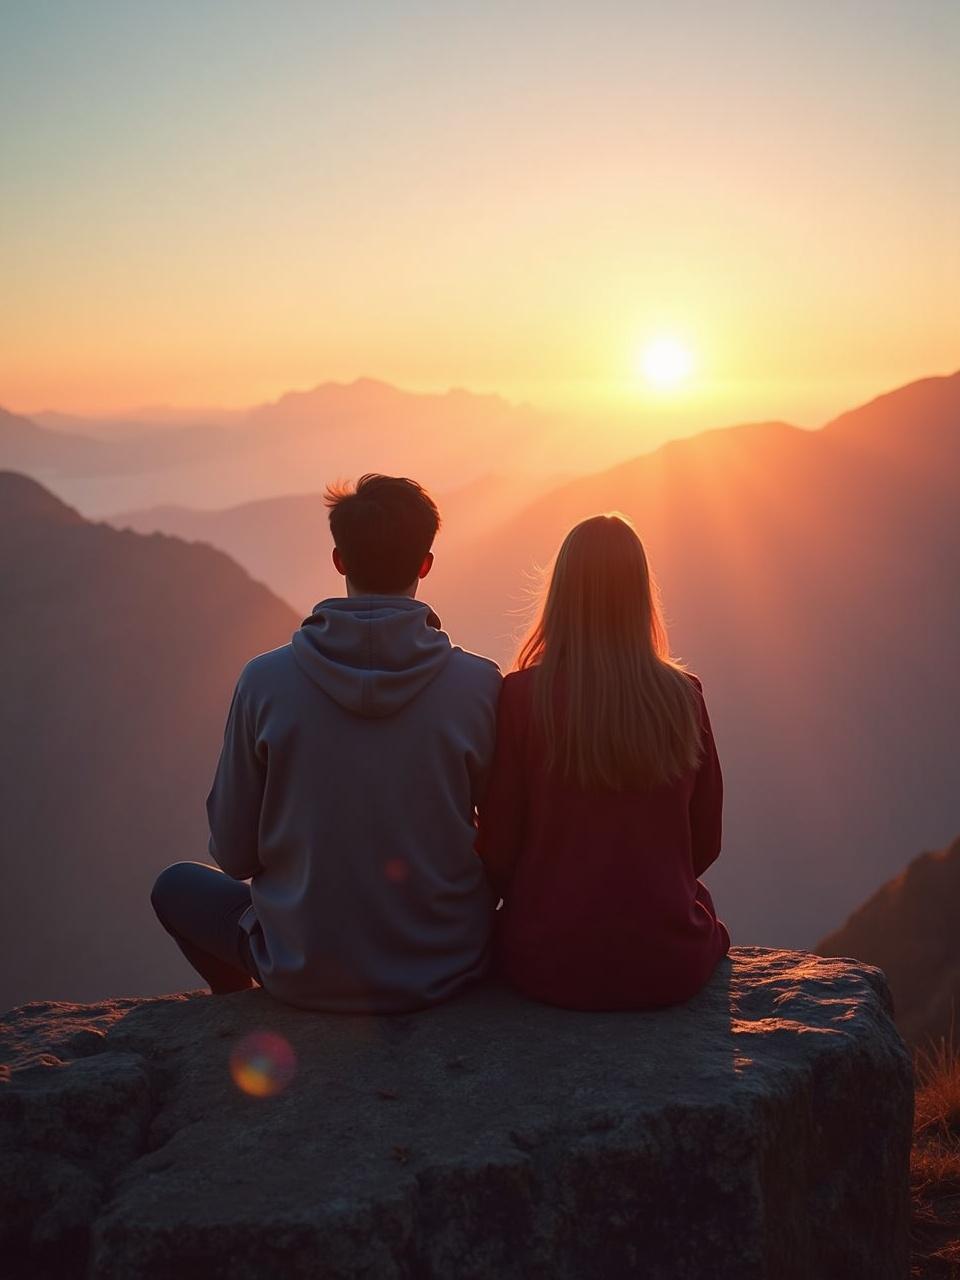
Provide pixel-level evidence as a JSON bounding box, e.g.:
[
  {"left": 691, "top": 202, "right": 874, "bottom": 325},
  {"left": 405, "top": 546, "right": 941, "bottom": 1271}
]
[{"left": 151, "top": 861, "right": 201, "bottom": 922}]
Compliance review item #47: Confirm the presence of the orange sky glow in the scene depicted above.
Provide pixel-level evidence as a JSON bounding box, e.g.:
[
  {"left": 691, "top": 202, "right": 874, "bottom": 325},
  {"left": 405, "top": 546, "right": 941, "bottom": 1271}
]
[{"left": 2, "top": 4, "right": 958, "bottom": 439}]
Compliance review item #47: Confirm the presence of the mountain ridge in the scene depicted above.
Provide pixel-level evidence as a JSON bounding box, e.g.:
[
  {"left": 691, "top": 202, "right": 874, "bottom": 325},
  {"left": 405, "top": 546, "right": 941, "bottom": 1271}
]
[
  {"left": 818, "top": 836, "right": 960, "bottom": 1047},
  {"left": 0, "top": 470, "right": 85, "bottom": 527}
]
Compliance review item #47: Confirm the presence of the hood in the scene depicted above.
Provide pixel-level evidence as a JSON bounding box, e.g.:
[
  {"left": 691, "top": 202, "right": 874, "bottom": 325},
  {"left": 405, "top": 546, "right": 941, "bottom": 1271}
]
[{"left": 291, "top": 596, "right": 453, "bottom": 718}]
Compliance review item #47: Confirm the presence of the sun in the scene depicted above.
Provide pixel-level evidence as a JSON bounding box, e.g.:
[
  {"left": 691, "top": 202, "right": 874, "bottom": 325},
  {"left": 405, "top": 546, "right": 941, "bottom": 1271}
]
[{"left": 638, "top": 337, "right": 694, "bottom": 390}]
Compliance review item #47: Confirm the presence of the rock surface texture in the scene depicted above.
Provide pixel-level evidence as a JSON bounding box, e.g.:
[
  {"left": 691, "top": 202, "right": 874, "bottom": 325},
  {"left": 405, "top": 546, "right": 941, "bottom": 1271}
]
[{"left": 0, "top": 947, "right": 913, "bottom": 1279}]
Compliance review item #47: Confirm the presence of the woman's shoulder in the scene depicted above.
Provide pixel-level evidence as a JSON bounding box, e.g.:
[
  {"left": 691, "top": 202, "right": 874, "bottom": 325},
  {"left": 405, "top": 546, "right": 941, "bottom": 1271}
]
[
  {"left": 675, "top": 668, "right": 710, "bottom": 725},
  {"left": 500, "top": 666, "right": 537, "bottom": 703},
  {"left": 497, "top": 667, "right": 539, "bottom": 721},
  {"left": 677, "top": 670, "right": 716, "bottom": 743},
  {"left": 503, "top": 666, "right": 537, "bottom": 687}
]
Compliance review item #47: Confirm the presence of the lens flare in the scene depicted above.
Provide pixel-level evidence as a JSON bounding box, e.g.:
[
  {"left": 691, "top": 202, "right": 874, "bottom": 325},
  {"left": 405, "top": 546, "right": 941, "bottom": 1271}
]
[{"left": 229, "top": 1030, "right": 297, "bottom": 1098}]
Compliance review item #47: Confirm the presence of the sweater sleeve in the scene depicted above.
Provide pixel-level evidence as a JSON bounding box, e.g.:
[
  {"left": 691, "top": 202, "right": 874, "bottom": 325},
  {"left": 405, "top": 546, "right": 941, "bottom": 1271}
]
[
  {"left": 689, "top": 687, "right": 723, "bottom": 878},
  {"left": 206, "top": 676, "right": 266, "bottom": 881},
  {"left": 475, "top": 677, "right": 528, "bottom": 898}
]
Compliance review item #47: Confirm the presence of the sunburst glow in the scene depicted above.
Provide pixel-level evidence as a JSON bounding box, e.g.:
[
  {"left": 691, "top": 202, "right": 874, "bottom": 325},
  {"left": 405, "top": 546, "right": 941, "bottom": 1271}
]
[{"left": 639, "top": 338, "right": 695, "bottom": 390}]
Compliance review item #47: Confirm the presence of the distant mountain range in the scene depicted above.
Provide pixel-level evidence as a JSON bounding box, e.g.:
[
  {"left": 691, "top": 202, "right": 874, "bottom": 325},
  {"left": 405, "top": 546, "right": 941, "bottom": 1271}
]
[
  {"left": 1, "top": 368, "right": 958, "bottom": 989},
  {"left": 0, "top": 473, "right": 298, "bottom": 1011},
  {"left": 0, "top": 404, "right": 231, "bottom": 493},
  {"left": 0, "top": 379, "right": 557, "bottom": 514},
  {"left": 819, "top": 836, "right": 960, "bottom": 1048}
]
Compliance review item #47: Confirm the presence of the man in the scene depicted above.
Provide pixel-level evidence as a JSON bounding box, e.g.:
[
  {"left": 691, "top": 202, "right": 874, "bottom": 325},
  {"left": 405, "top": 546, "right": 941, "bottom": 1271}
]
[{"left": 151, "top": 474, "right": 502, "bottom": 1011}]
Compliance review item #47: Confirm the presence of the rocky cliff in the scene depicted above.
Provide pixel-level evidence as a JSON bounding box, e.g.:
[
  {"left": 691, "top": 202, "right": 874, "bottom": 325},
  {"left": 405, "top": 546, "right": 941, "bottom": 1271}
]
[
  {"left": 0, "top": 947, "right": 913, "bottom": 1279},
  {"left": 819, "top": 836, "right": 960, "bottom": 1048}
]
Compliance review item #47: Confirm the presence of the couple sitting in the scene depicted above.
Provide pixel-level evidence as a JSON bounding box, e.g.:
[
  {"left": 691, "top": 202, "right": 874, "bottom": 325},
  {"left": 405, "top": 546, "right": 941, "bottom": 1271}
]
[{"left": 152, "top": 473, "right": 729, "bottom": 1013}]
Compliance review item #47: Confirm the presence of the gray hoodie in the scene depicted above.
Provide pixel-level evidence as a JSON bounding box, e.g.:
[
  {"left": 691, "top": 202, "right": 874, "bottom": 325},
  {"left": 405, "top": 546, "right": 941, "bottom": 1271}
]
[{"left": 206, "top": 596, "right": 502, "bottom": 1012}]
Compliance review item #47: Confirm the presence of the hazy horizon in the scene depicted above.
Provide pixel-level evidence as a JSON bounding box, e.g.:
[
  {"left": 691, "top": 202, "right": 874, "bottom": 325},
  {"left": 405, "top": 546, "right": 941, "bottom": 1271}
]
[
  {"left": 8, "top": 366, "right": 958, "bottom": 507},
  {"left": 10, "top": 361, "right": 960, "bottom": 431}
]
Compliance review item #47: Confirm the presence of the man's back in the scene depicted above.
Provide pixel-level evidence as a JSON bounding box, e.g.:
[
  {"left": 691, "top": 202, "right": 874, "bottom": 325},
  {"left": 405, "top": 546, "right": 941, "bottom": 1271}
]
[{"left": 207, "top": 595, "right": 502, "bottom": 1011}]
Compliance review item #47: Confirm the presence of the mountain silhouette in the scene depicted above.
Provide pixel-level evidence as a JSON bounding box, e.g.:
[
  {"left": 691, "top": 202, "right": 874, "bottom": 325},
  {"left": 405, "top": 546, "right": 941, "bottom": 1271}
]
[
  {"left": 0, "top": 469, "right": 87, "bottom": 528},
  {"left": 824, "top": 372, "right": 960, "bottom": 451},
  {"left": 0, "top": 473, "right": 299, "bottom": 1011},
  {"left": 818, "top": 836, "right": 960, "bottom": 1047}
]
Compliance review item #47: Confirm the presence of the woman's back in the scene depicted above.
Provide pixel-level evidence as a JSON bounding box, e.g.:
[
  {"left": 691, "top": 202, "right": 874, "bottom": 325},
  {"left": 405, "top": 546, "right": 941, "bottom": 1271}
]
[
  {"left": 478, "top": 513, "right": 730, "bottom": 1010},
  {"left": 478, "top": 663, "right": 730, "bottom": 1012}
]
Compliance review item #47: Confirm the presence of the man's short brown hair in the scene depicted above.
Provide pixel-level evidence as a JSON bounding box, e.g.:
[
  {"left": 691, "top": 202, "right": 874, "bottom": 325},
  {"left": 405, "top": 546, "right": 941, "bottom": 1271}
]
[{"left": 324, "top": 474, "right": 441, "bottom": 593}]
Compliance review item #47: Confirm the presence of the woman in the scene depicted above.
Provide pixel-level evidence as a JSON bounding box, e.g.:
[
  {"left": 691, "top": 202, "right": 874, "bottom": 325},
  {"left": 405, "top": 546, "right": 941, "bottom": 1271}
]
[{"left": 477, "top": 513, "right": 729, "bottom": 1010}]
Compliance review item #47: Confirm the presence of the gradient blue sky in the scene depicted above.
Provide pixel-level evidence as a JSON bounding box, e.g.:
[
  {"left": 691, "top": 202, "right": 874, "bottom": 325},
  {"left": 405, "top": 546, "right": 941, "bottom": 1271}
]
[{"left": 2, "top": 0, "right": 958, "bottom": 429}]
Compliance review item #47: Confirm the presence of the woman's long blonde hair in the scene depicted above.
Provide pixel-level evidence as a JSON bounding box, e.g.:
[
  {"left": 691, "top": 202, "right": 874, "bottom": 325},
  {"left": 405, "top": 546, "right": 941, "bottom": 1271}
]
[{"left": 517, "top": 513, "right": 702, "bottom": 790}]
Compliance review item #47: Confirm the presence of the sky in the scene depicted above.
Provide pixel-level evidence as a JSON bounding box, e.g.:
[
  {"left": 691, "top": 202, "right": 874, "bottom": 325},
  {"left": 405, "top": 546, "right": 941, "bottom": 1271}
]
[{"left": 2, "top": 0, "right": 958, "bottom": 436}]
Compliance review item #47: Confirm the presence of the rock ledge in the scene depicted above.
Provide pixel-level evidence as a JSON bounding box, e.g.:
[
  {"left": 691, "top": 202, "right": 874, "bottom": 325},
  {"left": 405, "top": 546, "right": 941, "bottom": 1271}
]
[{"left": 0, "top": 947, "right": 913, "bottom": 1279}]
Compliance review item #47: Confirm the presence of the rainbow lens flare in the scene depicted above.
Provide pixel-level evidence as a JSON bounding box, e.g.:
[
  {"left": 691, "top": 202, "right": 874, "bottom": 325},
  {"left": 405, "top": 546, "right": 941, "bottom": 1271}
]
[{"left": 229, "top": 1030, "right": 297, "bottom": 1098}]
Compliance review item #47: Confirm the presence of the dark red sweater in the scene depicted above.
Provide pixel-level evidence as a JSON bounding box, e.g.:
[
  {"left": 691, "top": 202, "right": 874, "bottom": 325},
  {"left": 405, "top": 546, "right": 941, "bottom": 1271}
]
[{"left": 477, "top": 667, "right": 730, "bottom": 1010}]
